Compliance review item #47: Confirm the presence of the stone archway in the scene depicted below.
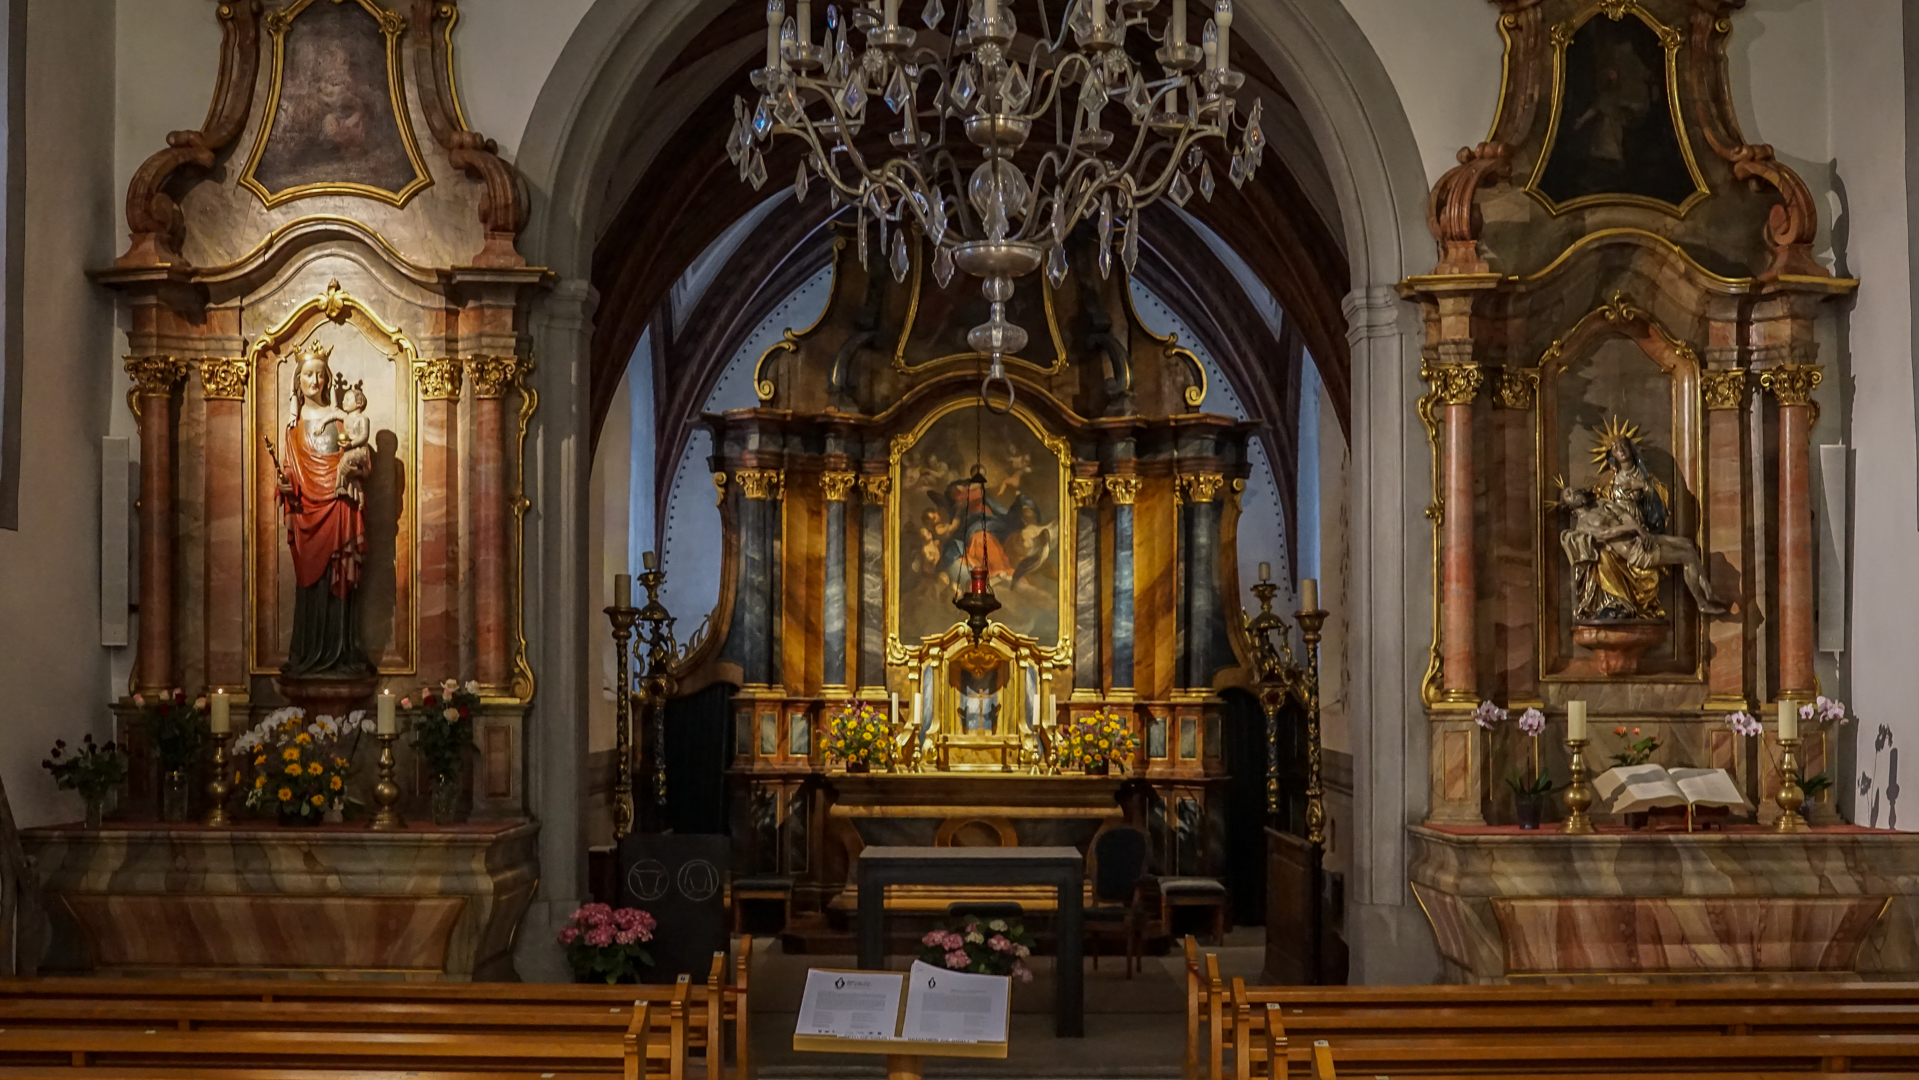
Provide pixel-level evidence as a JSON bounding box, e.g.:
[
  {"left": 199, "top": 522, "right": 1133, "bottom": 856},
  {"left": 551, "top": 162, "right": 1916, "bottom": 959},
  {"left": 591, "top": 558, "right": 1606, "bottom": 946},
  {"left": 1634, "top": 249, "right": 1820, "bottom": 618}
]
[{"left": 508, "top": 0, "right": 1439, "bottom": 982}]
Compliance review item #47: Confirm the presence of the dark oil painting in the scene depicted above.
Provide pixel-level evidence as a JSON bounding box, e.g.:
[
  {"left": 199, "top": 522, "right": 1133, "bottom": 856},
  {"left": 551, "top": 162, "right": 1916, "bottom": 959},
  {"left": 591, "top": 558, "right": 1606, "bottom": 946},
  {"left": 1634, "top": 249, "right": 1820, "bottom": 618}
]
[
  {"left": 250, "top": 0, "right": 424, "bottom": 202},
  {"left": 897, "top": 406, "right": 1061, "bottom": 646},
  {"left": 1536, "top": 13, "right": 1699, "bottom": 210}
]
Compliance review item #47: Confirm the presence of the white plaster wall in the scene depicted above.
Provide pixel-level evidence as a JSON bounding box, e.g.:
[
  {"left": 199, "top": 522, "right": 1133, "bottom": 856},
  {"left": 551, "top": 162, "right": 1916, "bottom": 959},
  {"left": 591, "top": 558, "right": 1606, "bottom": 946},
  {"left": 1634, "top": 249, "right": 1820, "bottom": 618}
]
[
  {"left": 1335, "top": 0, "right": 1505, "bottom": 186},
  {"left": 450, "top": 0, "right": 599, "bottom": 164},
  {"left": 0, "top": 0, "right": 119, "bottom": 827}
]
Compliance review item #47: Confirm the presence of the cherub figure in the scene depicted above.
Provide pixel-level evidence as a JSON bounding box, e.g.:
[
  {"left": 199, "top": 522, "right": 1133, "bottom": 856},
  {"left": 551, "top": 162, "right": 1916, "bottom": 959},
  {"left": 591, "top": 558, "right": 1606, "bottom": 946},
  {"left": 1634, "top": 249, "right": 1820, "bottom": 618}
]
[
  {"left": 915, "top": 508, "right": 957, "bottom": 577},
  {"left": 332, "top": 378, "right": 371, "bottom": 507}
]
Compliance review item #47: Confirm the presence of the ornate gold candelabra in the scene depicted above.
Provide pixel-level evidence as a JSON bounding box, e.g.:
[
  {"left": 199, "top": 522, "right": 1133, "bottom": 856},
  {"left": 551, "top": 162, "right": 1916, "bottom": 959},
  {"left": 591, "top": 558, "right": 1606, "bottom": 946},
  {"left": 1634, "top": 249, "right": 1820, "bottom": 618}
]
[
  {"left": 1562, "top": 737, "right": 1596, "bottom": 834},
  {"left": 1244, "top": 577, "right": 1294, "bottom": 821},
  {"left": 634, "top": 554, "right": 678, "bottom": 818},
  {"left": 1775, "top": 736, "right": 1812, "bottom": 833},
  {"left": 1296, "top": 605, "right": 1329, "bottom": 849},
  {"left": 369, "top": 732, "right": 404, "bottom": 831},
  {"left": 606, "top": 597, "right": 640, "bottom": 839},
  {"left": 203, "top": 731, "right": 233, "bottom": 827}
]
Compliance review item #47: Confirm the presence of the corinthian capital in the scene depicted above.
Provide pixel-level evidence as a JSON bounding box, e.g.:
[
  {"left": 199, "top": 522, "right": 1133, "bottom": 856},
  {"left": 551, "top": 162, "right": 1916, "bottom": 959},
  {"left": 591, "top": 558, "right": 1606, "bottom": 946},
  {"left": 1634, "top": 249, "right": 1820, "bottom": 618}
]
[
  {"left": 1759, "top": 364, "right": 1822, "bottom": 407},
  {"left": 1420, "top": 360, "right": 1483, "bottom": 406}
]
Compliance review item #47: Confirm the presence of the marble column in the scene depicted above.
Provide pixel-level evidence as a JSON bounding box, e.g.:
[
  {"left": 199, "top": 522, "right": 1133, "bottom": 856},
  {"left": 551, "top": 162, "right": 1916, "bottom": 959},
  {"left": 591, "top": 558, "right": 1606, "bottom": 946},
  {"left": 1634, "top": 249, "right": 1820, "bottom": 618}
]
[
  {"left": 857, "top": 476, "right": 889, "bottom": 693},
  {"left": 468, "top": 357, "right": 521, "bottom": 692},
  {"left": 1180, "top": 474, "right": 1226, "bottom": 688},
  {"left": 199, "top": 359, "right": 249, "bottom": 690},
  {"left": 1488, "top": 369, "right": 1539, "bottom": 700},
  {"left": 737, "top": 469, "right": 786, "bottom": 686},
  {"left": 415, "top": 359, "right": 464, "bottom": 680},
  {"left": 1701, "top": 368, "right": 1750, "bottom": 708},
  {"left": 1107, "top": 475, "right": 1141, "bottom": 693},
  {"left": 1071, "top": 477, "right": 1102, "bottom": 692},
  {"left": 1424, "top": 362, "right": 1483, "bottom": 705},
  {"left": 126, "top": 357, "right": 187, "bottom": 694},
  {"left": 1762, "top": 364, "right": 1823, "bottom": 698},
  {"left": 820, "top": 472, "right": 856, "bottom": 689}
]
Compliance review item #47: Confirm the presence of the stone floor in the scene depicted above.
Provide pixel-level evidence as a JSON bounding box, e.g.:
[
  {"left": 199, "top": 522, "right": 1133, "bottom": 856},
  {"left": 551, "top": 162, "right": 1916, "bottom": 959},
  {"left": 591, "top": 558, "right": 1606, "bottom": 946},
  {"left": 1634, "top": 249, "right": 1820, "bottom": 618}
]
[{"left": 752, "top": 927, "right": 1268, "bottom": 1078}]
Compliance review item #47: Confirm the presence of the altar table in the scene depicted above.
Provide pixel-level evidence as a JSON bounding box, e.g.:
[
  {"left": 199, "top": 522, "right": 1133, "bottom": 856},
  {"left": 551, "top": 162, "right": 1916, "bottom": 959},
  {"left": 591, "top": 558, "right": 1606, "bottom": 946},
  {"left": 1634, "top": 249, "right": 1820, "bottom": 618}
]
[{"left": 855, "top": 845, "right": 1085, "bottom": 1037}]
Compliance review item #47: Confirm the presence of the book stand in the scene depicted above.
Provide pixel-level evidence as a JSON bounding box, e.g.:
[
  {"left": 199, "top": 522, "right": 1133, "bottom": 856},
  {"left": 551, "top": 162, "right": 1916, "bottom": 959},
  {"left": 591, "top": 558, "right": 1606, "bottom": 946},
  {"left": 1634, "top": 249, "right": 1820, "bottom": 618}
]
[{"left": 792, "top": 968, "right": 1010, "bottom": 1080}]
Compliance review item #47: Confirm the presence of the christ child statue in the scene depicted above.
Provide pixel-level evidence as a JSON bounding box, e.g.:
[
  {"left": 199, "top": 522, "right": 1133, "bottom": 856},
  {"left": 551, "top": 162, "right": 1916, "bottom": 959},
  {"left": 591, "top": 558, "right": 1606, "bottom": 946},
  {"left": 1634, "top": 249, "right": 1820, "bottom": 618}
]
[{"left": 333, "top": 379, "right": 372, "bottom": 507}]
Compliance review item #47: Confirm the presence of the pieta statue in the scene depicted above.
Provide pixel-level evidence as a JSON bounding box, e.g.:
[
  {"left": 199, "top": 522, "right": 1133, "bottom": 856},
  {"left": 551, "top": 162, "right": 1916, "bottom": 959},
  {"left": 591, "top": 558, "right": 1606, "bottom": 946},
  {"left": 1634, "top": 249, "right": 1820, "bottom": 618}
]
[
  {"left": 1558, "top": 417, "right": 1728, "bottom": 621},
  {"left": 273, "top": 342, "right": 373, "bottom": 677}
]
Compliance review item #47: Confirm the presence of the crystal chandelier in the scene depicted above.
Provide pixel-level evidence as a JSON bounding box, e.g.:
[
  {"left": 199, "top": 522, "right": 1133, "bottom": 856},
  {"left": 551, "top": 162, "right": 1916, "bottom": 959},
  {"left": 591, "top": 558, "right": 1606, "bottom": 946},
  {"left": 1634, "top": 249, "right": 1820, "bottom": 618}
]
[{"left": 728, "top": 0, "right": 1267, "bottom": 409}]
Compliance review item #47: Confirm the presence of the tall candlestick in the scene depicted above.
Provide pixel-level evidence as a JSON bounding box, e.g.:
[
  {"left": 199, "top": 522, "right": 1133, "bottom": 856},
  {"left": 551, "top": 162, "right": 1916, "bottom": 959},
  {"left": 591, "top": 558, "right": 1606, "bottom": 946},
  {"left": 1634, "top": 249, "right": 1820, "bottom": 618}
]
[
  {"left": 377, "top": 689, "right": 397, "bottom": 736},
  {"left": 370, "top": 733, "right": 403, "bottom": 831},
  {"left": 1300, "top": 577, "right": 1319, "bottom": 613},
  {"left": 1562, "top": 735, "right": 1595, "bottom": 835},
  {"left": 1567, "top": 700, "right": 1586, "bottom": 741},
  {"left": 1778, "top": 697, "right": 1797, "bottom": 742},
  {"left": 1215, "top": 0, "right": 1232, "bottom": 69},
  {"left": 614, "top": 573, "right": 632, "bottom": 609},
  {"left": 767, "top": 0, "right": 784, "bottom": 69},
  {"left": 210, "top": 689, "right": 230, "bottom": 735}
]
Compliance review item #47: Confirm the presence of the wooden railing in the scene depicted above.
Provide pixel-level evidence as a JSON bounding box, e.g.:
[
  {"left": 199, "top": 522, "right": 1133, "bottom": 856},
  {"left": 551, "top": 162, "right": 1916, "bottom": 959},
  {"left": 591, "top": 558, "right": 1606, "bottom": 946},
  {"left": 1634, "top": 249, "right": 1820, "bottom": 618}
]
[{"left": 0, "top": 939, "right": 754, "bottom": 1080}]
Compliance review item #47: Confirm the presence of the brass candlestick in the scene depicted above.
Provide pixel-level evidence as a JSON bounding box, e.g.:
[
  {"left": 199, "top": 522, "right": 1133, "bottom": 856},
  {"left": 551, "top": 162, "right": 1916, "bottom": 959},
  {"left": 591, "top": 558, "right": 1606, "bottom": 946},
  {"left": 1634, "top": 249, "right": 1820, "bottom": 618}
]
[
  {"left": 1775, "top": 736, "right": 1811, "bottom": 833},
  {"left": 369, "top": 732, "right": 404, "bottom": 832},
  {"left": 203, "top": 731, "right": 233, "bottom": 827},
  {"left": 635, "top": 560, "right": 677, "bottom": 813},
  {"left": 1296, "top": 606, "right": 1329, "bottom": 849},
  {"left": 605, "top": 601, "right": 640, "bottom": 839},
  {"left": 1562, "top": 737, "right": 1596, "bottom": 835}
]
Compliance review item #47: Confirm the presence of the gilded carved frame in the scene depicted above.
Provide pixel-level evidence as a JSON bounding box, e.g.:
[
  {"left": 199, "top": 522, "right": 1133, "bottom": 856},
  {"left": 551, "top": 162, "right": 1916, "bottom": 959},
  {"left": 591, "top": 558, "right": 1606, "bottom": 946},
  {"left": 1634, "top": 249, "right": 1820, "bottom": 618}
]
[
  {"left": 243, "top": 279, "right": 421, "bottom": 676},
  {"left": 1522, "top": 1, "right": 1711, "bottom": 218},
  {"left": 239, "top": 0, "right": 434, "bottom": 209},
  {"left": 882, "top": 397, "right": 1076, "bottom": 675}
]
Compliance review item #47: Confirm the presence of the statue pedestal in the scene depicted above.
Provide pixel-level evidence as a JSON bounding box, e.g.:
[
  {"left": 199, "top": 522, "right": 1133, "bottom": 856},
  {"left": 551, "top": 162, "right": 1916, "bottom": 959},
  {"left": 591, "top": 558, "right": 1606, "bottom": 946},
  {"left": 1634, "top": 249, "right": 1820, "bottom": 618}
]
[
  {"left": 1571, "top": 620, "right": 1668, "bottom": 676},
  {"left": 275, "top": 673, "right": 381, "bottom": 718}
]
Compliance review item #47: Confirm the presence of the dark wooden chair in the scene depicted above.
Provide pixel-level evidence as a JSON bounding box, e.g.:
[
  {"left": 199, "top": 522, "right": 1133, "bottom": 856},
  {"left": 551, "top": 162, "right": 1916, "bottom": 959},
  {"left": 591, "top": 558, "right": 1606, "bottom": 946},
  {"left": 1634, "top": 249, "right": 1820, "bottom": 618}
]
[{"left": 1084, "top": 825, "right": 1149, "bottom": 977}]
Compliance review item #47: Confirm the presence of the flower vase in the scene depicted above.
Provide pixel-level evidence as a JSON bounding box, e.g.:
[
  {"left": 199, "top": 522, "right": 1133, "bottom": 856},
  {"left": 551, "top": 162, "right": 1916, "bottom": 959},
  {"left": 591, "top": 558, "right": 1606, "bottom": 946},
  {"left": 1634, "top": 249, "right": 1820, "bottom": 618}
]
[
  {"left": 1515, "top": 795, "right": 1542, "bottom": 830},
  {"left": 1085, "top": 761, "right": 1110, "bottom": 777},
  {"left": 431, "top": 773, "right": 466, "bottom": 826},
  {"left": 845, "top": 761, "right": 870, "bottom": 775},
  {"left": 83, "top": 794, "right": 105, "bottom": 830},
  {"left": 161, "top": 768, "right": 191, "bottom": 824}
]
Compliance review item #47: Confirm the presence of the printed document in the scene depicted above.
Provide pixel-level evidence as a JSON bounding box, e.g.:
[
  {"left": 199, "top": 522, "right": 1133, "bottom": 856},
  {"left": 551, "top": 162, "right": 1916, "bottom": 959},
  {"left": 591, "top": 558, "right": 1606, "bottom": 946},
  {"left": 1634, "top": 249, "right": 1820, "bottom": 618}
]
[
  {"left": 899, "top": 960, "right": 1010, "bottom": 1044},
  {"left": 796, "top": 969, "right": 904, "bottom": 1040}
]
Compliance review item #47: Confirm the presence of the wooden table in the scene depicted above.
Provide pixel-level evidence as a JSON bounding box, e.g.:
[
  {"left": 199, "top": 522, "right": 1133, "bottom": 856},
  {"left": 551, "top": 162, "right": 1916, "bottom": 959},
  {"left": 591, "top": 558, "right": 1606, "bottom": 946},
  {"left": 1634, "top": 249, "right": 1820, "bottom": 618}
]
[{"left": 854, "top": 845, "right": 1085, "bottom": 1037}]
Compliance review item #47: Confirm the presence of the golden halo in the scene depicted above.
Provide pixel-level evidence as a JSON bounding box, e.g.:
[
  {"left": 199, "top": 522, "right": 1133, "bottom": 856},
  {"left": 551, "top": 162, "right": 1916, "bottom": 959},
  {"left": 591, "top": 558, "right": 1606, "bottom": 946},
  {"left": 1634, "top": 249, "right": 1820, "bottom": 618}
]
[{"left": 1589, "top": 415, "right": 1641, "bottom": 470}]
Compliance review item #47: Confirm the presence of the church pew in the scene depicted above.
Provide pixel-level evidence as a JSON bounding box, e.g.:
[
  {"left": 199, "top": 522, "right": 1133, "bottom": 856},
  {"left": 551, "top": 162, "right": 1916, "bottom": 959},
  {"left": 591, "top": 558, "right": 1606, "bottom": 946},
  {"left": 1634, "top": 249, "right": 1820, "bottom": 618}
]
[{"left": 1287, "top": 1033, "right": 1919, "bottom": 1079}]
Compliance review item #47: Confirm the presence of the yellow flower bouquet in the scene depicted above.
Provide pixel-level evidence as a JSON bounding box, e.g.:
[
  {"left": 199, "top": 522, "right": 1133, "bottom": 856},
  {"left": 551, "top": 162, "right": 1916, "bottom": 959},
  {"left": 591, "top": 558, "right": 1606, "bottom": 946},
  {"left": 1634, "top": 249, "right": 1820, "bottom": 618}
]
[
  {"left": 1059, "top": 707, "right": 1138, "bottom": 773},
  {"left": 232, "top": 707, "right": 369, "bottom": 824},
  {"left": 825, "top": 702, "right": 891, "bottom": 771}
]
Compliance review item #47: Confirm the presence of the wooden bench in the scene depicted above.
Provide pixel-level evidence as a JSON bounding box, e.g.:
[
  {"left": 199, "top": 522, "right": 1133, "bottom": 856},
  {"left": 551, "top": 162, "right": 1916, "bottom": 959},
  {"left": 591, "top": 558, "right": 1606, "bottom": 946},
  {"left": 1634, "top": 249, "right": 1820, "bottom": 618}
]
[{"left": 1295, "top": 1032, "right": 1919, "bottom": 1078}]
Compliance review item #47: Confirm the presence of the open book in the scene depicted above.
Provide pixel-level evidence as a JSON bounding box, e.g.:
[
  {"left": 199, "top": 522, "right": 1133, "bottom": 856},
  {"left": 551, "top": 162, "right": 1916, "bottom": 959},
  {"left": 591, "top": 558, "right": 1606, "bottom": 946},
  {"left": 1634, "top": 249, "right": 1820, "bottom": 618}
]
[
  {"left": 795, "top": 962, "right": 1010, "bottom": 1046},
  {"left": 1594, "top": 765, "right": 1748, "bottom": 817}
]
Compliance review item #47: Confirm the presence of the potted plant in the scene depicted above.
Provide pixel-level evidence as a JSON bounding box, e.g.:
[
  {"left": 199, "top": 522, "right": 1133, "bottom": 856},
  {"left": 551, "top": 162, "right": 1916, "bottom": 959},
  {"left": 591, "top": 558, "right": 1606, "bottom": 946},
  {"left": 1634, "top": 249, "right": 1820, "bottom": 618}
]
[
  {"left": 558, "top": 902, "right": 657, "bottom": 984},
  {"left": 1505, "top": 707, "right": 1552, "bottom": 829},
  {"left": 404, "top": 680, "right": 480, "bottom": 825},
  {"left": 824, "top": 701, "right": 888, "bottom": 773},
  {"left": 132, "top": 688, "right": 208, "bottom": 823},
  {"left": 1797, "top": 697, "right": 1855, "bottom": 816},
  {"left": 1059, "top": 708, "right": 1137, "bottom": 775},
  {"left": 232, "top": 708, "right": 371, "bottom": 825},
  {"left": 918, "top": 916, "right": 1035, "bottom": 982},
  {"left": 43, "top": 735, "right": 128, "bottom": 829}
]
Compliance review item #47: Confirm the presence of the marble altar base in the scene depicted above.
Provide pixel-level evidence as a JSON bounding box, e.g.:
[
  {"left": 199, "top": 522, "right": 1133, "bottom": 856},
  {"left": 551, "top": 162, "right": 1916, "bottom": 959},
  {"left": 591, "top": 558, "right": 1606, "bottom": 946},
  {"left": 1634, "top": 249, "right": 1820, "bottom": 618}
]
[
  {"left": 24, "top": 821, "right": 538, "bottom": 981},
  {"left": 1410, "top": 824, "right": 1919, "bottom": 983}
]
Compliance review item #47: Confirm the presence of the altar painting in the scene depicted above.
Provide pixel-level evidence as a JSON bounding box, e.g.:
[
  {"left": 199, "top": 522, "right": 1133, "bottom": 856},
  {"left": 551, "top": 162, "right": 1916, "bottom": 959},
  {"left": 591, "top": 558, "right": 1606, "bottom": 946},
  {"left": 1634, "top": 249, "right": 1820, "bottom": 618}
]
[{"left": 893, "top": 404, "right": 1065, "bottom": 646}]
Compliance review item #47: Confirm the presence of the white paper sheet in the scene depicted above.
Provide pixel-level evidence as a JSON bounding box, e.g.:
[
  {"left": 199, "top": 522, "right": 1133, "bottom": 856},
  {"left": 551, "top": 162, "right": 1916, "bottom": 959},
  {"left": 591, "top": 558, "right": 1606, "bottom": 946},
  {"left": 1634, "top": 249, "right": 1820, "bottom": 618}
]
[
  {"left": 900, "top": 960, "right": 1010, "bottom": 1044},
  {"left": 796, "top": 969, "right": 904, "bottom": 1040}
]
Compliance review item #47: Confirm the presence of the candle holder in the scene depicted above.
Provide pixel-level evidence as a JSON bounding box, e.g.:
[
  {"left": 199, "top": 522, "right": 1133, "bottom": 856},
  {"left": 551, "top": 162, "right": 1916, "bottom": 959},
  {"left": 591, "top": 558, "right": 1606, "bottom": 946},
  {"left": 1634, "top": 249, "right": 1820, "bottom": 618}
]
[
  {"left": 605, "top": 602, "right": 640, "bottom": 839},
  {"left": 369, "top": 732, "right": 404, "bottom": 832},
  {"left": 203, "top": 731, "right": 233, "bottom": 828},
  {"left": 1562, "top": 737, "right": 1596, "bottom": 835},
  {"left": 1774, "top": 736, "right": 1812, "bottom": 833},
  {"left": 1296, "top": 606, "right": 1329, "bottom": 849}
]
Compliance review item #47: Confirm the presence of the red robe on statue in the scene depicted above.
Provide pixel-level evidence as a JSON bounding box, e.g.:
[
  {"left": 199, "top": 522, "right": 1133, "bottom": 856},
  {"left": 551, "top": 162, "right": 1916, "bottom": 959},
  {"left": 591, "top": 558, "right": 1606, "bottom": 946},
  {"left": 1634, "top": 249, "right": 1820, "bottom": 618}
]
[{"left": 281, "top": 418, "right": 365, "bottom": 598}]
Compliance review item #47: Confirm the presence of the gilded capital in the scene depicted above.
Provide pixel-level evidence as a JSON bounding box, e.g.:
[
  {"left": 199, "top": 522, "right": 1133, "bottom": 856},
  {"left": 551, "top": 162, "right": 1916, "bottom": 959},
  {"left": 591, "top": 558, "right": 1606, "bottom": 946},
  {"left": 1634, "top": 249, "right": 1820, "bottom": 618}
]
[
  {"left": 1759, "top": 364, "right": 1823, "bottom": 408},
  {"left": 198, "top": 358, "right": 250, "bottom": 401},
  {"left": 819, "top": 471, "right": 858, "bottom": 501},
  {"left": 1420, "top": 360, "right": 1483, "bottom": 406},
  {"left": 737, "top": 468, "right": 785, "bottom": 501},
  {"left": 859, "top": 475, "right": 891, "bottom": 504},
  {"left": 467, "top": 355, "right": 523, "bottom": 399},
  {"left": 1105, "top": 475, "right": 1141, "bottom": 506},
  {"left": 1069, "top": 477, "right": 1102, "bottom": 508},
  {"left": 415, "top": 358, "right": 464, "bottom": 401},
  {"left": 1181, "top": 473, "right": 1224, "bottom": 503},
  {"left": 1701, "top": 369, "right": 1749, "bottom": 411},
  {"left": 1489, "top": 367, "right": 1539, "bottom": 411},
  {"left": 125, "top": 355, "right": 188, "bottom": 398}
]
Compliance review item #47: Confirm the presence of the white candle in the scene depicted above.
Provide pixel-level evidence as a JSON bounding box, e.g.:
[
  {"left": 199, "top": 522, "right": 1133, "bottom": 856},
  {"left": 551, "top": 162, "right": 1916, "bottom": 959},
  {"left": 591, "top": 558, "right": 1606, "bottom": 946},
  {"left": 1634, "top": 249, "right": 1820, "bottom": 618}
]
[
  {"left": 1300, "top": 577, "right": 1319, "bottom": 613},
  {"left": 1202, "top": 19, "right": 1216, "bottom": 72},
  {"left": 643, "top": 550, "right": 659, "bottom": 571},
  {"left": 378, "top": 690, "right": 397, "bottom": 736},
  {"left": 1258, "top": 561, "right": 1270, "bottom": 582},
  {"left": 1089, "top": 0, "right": 1105, "bottom": 31},
  {"left": 983, "top": 0, "right": 997, "bottom": 27},
  {"left": 1215, "top": 0, "right": 1232, "bottom": 69},
  {"left": 883, "top": 0, "right": 899, "bottom": 28},
  {"left": 890, "top": 691, "right": 899, "bottom": 728},
  {"left": 1044, "top": 690, "right": 1055, "bottom": 726},
  {"left": 1171, "top": 0, "right": 1186, "bottom": 46},
  {"left": 1567, "top": 700, "right": 1586, "bottom": 742},
  {"left": 766, "top": 0, "right": 784, "bottom": 69},
  {"left": 614, "top": 574, "right": 632, "bottom": 609},
  {"left": 797, "top": 0, "right": 811, "bottom": 46},
  {"left": 1778, "top": 698, "right": 1798, "bottom": 742},
  {"left": 912, "top": 690, "right": 923, "bottom": 729},
  {"left": 210, "top": 690, "right": 230, "bottom": 735}
]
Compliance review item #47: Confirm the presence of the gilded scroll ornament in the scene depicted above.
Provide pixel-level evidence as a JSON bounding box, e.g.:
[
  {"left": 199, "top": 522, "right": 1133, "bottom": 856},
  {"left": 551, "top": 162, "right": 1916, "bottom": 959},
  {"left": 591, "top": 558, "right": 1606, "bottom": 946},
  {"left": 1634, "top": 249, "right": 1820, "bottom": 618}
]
[
  {"left": 1104, "top": 476, "right": 1141, "bottom": 506},
  {"left": 468, "top": 356, "right": 522, "bottom": 399},
  {"left": 1759, "top": 364, "right": 1823, "bottom": 408},
  {"left": 1701, "top": 369, "right": 1749, "bottom": 411},
  {"left": 1419, "top": 360, "right": 1483, "bottom": 406},
  {"left": 1181, "top": 474, "right": 1224, "bottom": 504},
  {"left": 737, "top": 469, "right": 785, "bottom": 501},
  {"left": 1490, "top": 368, "right": 1540, "bottom": 410},
  {"left": 198, "top": 358, "right": 251, "bottom": 401},
  {"left": 819, "top": 471, "right": 858, "bottom": 502},
  {"left": 712, "top": 472, "right": 728, "bottom": 507},
  {"left": 859, "top": 475, "right": 891, "bottom": 504},
  {"left": 1069, "top": 477, "right": 1101, "bottom": 508},
  {"left": 414, "top": 358, "right": 464, "bottom": 401}
]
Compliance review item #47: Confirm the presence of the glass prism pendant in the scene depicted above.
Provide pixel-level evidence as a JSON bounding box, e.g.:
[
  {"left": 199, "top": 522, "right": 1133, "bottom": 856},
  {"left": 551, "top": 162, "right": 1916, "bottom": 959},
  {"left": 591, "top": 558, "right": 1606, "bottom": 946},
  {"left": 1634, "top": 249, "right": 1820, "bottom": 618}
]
[
  {"left": 746, "top": 150, "right": 768, "bottom": 190},
  {"left": 1121, "top": 217, "right": 1139, "bottom": 274},
  {"left": 794, "top": 160, "right": 809, "bottom": 203},
  {"left": 1046, "top": 243, "right": 1069, "bottom": 289},
  {"left": 891, "top": 226, "right": 911, "bottom": 282},
  {"left": 1168, "top": 170, "right": 1193, "bottom": 207},
  {"left": 1199, "top": 160, "right": 1215, "bottom": 201},
  {"left": 933, "top": 244, "right": 956, "bottom": 287},
  {"left": 921, "top": 0, "right": 944, "bottom": 28}
]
